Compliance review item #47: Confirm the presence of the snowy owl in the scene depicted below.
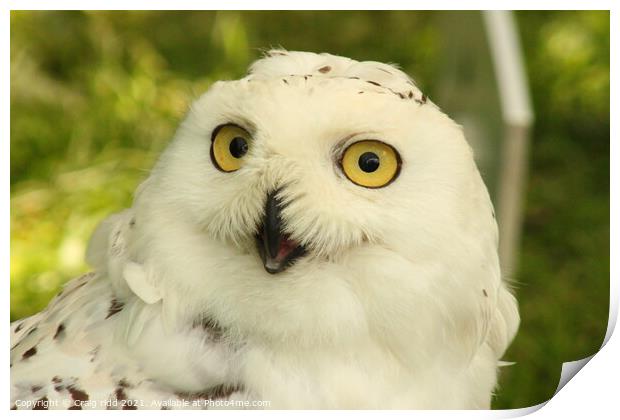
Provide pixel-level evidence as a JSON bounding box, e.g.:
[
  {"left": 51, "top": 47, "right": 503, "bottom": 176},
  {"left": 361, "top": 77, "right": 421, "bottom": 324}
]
[{"left": 10, "top": 50, "right": 519, "bottom": 410}]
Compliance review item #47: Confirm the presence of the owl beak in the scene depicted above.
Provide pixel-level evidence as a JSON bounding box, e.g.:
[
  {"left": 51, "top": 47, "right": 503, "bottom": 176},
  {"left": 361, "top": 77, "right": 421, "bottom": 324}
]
[{"left": 256, "top": 189, "right": 307, "bottom": 274}]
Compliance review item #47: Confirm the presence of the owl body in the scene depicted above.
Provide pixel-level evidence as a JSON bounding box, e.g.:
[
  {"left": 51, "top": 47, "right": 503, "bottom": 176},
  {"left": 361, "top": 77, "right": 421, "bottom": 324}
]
[{"left": 10, "top": 51, "right": 519, "bottom": 409}]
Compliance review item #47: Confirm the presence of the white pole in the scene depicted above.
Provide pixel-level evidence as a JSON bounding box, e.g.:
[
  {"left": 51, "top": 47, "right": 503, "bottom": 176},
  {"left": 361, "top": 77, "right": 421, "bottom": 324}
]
[{"left": 482, "top": 10, "right": 534, "bottom": 275}]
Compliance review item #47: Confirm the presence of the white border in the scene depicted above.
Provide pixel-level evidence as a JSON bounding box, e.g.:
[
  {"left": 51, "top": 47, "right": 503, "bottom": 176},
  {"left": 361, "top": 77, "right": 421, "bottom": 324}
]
[{"left": 3, "top": 4, "right": 616, "bottom": 419}]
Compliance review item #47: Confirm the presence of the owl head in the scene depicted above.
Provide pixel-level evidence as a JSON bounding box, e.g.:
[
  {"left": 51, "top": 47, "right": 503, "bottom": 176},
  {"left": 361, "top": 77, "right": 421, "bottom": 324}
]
[{"left": 91, "top": 50, "right": 511, "bottom": 364}]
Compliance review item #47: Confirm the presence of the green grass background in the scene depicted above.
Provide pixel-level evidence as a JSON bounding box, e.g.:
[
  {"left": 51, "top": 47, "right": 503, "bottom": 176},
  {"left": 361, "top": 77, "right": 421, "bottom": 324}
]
[{"left": 10, "top": 11, "right": 609, "bottom": 409}]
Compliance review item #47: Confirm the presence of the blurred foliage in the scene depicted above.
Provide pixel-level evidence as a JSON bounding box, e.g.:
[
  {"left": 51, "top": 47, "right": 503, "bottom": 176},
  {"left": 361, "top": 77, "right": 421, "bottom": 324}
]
[
  {"left": 494, "top": 10, "right": 610, "bottom": 409},
  {"left": 10, "top": 11, "right": 609, "bottom": 410}
]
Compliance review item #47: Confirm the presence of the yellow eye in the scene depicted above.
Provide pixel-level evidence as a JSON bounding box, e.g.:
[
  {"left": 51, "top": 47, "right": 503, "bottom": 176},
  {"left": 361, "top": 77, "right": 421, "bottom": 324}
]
[
  {"left": 339, "top": 140, "right": 401, "bottom": 188},
  {"left": 210, "top": 124, "right": 251, "bottom": 172}
]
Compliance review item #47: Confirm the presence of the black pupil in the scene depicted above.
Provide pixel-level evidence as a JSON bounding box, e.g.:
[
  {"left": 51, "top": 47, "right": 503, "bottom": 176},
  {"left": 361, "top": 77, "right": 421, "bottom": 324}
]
[
  {"left": 358, "top": 152, "right": 380, "bottom": 173},
  {"left": 229, "top": 137, "right": 248, "bottom": 159}
]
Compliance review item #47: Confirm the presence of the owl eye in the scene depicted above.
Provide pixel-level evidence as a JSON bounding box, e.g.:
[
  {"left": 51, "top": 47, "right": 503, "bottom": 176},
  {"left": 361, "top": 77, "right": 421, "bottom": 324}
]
[
  {"left": 210, "top": 124, "right": 251, "bottom": 172},
  {"left": 339, "top": 140, "right": 401, "bottom": 188}
]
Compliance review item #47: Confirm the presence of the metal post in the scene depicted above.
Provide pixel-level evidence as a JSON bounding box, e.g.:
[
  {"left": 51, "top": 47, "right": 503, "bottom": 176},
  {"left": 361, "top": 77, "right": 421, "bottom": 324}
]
[{"left": 482, "top": 10, "right": 534, "bottom": 275}]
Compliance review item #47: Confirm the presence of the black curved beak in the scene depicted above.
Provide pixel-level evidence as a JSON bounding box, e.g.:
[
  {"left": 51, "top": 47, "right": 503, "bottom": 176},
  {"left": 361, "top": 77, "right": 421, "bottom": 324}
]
[{"left": 256, "top": 190, "right": 307, "bottom": 274}]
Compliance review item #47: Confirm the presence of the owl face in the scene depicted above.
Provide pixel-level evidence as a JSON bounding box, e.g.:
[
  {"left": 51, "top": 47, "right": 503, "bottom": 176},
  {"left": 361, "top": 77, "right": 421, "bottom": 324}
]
[
  {"left": 129, "top": 51, "right": 498, "bottom": 348},
  {"left": 149, "top": 72, "right": 477, "bottom": 279}
]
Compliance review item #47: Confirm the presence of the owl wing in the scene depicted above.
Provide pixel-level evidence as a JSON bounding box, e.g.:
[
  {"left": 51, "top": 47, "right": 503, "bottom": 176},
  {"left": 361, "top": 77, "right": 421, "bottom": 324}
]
[{"left": 11, "top": 211, "right": 246, "bottom": 410}]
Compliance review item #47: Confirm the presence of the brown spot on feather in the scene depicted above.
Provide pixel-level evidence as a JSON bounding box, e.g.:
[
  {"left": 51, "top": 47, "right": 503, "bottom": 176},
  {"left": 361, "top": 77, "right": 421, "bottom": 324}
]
[
  {"left": 115, "top": 388, "right": 126, "bottom": 400},
  {"left": 106, "top": 298, "right": 124, "bottom": 319},
  {"left": 193, "top": 316, "right": 224, "bottom": 340},
  {"left": 53, "top": 323, "right": 65, "bottom": 340},
  {"left": 318, "top": 65, "right": 331, "bottom": 73},
  {"left": 22, "top": 346, "right": 37, "bottom": 360},
  {"left": 211, "top": 384, "right": 243, "bottom": 399},
  {"left": 52, "top": 377, "right": 66, "bottom": 392},
  {"left": 33, "top": 397, "right": 48, "bottom": 410},
  {"left": 118, "top": 378, "right": 133, "bottom": 388},
  {"left": 67, "top": 384, "right": 89, "bottom": 404},
  {"left": 115, "top": 387, "right": 137, "bottom": 410},
  {"left": 176, "top": 384, "right": 244, "bottom": 401}
]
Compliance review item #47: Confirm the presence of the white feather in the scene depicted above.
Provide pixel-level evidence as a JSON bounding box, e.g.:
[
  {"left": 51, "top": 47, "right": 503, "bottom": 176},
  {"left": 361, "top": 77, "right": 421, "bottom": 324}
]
[{"left": 123, "top": 262, "right": 162, "bottom": 304}]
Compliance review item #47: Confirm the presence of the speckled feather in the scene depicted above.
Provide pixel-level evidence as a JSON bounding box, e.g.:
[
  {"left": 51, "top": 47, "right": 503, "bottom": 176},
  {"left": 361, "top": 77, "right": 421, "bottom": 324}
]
[{"left": 10, "top": 218, "right": 246, "bottom": 410}]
